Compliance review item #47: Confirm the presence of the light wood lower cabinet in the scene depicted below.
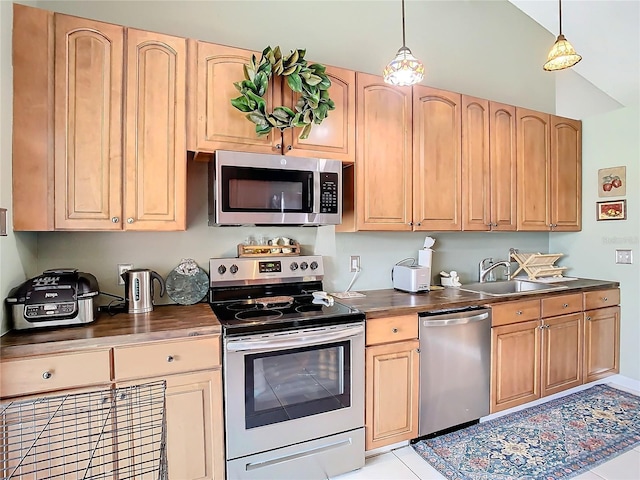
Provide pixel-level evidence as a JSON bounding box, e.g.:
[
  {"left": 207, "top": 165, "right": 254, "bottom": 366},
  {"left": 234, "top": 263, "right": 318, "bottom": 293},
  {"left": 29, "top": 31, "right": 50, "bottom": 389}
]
[
  {"left": 491, "top": 319, "right": 541, "bottom": 412},
  {"left": 0, "top": 335, "right": 225, "bottom": 480},
  {"left": 491, "top": 289, "right": 619, "bottom": 413},
  {"left": 541, "top": 313, "right": 583, "bottom": 396},
  {"left": 584, "top": 305, "right": 620, "bottom": 383},
  {"left": 364, "top": 314, "right": 419, "bottom": 450},
  {"left": 118, "top": 370, "right": 224, "bottom": 480},
  {"left": 365, "top": 340, "right": 419, "bottom": 450},
  {"left": 113, "top": 336, "right": 224, "bottom": 479}
]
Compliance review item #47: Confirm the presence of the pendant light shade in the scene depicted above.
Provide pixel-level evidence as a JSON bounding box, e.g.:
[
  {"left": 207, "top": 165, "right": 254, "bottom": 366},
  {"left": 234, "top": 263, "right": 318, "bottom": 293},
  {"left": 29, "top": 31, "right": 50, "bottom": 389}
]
[
  {"left": 543, "top": 0, "right": 582, "bottom": 71},
  {"left": 384, "top": 0, "right": 424, "bottom": 86}
]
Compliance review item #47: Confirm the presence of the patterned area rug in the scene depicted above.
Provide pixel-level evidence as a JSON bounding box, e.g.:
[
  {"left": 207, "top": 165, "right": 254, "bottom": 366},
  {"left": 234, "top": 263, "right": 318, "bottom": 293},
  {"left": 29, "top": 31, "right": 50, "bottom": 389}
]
[{"left": 413, "top": 384, "right": 640, "bottom": 480}]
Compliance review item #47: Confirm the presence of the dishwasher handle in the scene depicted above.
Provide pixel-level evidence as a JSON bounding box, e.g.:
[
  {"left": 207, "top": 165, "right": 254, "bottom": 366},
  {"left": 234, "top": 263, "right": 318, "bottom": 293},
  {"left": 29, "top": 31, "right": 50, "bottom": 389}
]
[{"left": 421, "top": 310, "right": 490, "bottom": 327}]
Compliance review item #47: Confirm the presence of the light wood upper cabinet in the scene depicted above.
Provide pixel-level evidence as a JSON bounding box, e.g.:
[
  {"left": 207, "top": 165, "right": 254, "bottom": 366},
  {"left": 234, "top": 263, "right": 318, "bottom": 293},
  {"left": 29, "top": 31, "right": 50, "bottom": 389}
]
[
  {"left": 53, "top": 14, "right": 124, "bottom": 230},
  {"left": 282, "top": 64, "right": 356, "bottom": 162},
  {"left": 516, "top": 108, "right": 550, "bottom": 231},
  {"left": 188, "top": 43, "right": 355, "bottom": 162},
  {"left": 463, "top": 100, "right": 516, "bottom": 231},
  {"left": 124, "top": 29, "right": 187, "bottom": 230},
  {"left": 188, "top": 41, "right": 281, "bottom": 154},
  {"left": 12, "top": 6, "right": 187, "bottom": 231},
  {"left": 550, "top": 115, "right": 582, "bottom": 231},
  {"left": 353, "top": 72, "right": 413, "bottom": 231},
  {"left": 517, "top": 109, "right": 581, "bottom": 231},
  {"left": 490, "top": 103, "right": 518, "bottom": 230},
  {"left": 462, "top": 96, "right": 490, "bottom": 231},
  {"left": 413, "top": 86, "right": 462, "bottom": 231}
]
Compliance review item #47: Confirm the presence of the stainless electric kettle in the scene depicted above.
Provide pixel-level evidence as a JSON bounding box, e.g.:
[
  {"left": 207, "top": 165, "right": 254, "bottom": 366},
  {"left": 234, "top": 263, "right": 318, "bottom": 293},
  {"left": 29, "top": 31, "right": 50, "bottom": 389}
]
[{"left": 121, "top": 269, "right": 166, "bottom": 314}]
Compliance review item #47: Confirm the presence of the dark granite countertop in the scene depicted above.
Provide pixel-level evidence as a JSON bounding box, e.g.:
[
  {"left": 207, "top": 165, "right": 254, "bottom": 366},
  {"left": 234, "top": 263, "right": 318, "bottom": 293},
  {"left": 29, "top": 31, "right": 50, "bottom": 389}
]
[
  {"left": 0, "top": 303, "right": 221, "bottom": 359},
  {"left": 335, "top": 278, "right": 620, "bottom": 319}
]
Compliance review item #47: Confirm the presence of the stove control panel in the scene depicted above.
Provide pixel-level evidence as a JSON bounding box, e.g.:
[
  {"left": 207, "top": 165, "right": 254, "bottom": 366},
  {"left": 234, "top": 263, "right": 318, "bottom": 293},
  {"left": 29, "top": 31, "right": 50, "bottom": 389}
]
[
  {"left": 209, "top": 255, "right": 324, "bottom": 285},
  {"left": 258, "top": 261, "right": 282, "bottom": 273}
]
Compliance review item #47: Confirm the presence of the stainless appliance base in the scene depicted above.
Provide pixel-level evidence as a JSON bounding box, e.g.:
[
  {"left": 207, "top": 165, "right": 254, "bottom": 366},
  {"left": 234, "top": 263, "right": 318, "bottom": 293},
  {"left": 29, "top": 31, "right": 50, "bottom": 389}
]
[{"left": 226, "top": 428, "right": 365, "bottom": 480}]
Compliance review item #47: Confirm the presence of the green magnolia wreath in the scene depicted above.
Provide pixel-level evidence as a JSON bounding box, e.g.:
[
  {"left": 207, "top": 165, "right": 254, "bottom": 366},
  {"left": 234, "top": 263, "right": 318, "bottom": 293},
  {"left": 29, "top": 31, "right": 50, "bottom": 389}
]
[{"left": 231, "top": 46, "right": 335, "bottom": 140}]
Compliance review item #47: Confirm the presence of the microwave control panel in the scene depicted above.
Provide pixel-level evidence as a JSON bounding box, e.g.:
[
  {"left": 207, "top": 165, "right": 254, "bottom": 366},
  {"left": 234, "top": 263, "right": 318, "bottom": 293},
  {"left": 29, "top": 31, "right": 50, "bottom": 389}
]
[{"left": 319, "top": 173, "right": 339, "bottom": 214}]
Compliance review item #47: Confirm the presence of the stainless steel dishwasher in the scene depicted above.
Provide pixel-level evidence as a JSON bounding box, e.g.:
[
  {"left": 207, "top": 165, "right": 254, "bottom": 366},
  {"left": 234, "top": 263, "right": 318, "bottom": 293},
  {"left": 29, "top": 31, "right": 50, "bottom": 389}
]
[{"left": 418, "top": 306, "right": 491, "bottom": 437}]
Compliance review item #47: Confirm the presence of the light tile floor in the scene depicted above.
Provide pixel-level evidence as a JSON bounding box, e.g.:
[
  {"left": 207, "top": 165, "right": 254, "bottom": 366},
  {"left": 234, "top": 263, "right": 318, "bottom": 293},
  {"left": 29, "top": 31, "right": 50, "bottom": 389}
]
[{"left": 333, "top": 383, "right": 640, "bottom": 480}]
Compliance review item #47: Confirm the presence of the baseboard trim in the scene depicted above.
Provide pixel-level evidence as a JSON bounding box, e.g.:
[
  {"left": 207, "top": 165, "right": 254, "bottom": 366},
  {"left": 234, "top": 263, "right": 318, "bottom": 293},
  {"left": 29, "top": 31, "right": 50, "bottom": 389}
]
[{"left": 482, "top": 375, "right": 640, "bottom": 422}]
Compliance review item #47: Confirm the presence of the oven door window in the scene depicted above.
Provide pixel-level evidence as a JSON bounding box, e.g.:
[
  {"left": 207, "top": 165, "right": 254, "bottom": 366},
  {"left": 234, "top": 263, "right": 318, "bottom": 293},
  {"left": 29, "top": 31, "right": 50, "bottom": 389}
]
[
  {"left": 221, "top": 166, "right": 313, "bottom": 213},
  {"left": 244, "top": 341, "right": 351, "bottom": 429}
]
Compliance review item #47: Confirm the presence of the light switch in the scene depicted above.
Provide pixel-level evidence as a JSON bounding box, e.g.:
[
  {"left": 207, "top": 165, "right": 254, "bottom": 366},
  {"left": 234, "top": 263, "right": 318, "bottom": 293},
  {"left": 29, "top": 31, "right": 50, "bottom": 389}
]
[{"left": 615, "top": 249, "right": 633, "bottom": 264}]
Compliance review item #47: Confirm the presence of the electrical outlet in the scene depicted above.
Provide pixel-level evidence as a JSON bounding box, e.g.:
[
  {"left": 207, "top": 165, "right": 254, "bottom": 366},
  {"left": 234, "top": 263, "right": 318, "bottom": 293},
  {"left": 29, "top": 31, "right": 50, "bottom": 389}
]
[
  {"left": 615, "top": 249, "right": 633, "bottom": 264},
  {"left": 350, "top": 255, "right": 360, "bottom": 272},
  {"left": 117, "top": 264, "right": 133, "bottom": 285}
]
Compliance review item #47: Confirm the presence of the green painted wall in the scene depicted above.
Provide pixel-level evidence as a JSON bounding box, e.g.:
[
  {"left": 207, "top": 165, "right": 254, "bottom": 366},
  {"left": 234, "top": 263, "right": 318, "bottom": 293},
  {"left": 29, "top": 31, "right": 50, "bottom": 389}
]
[{"left": 550, "top": 105, "right": 640, "bottom": 381}]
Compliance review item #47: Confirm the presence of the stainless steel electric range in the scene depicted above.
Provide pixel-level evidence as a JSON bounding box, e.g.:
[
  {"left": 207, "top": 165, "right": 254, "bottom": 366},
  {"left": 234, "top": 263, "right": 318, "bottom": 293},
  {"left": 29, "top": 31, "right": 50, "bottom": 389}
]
[{"left": 209, "top": 255, "right": 365, "bottom": 480}]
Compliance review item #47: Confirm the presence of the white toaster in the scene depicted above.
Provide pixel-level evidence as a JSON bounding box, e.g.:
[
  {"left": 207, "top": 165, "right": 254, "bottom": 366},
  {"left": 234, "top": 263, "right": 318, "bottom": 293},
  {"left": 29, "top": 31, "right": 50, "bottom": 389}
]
[{"left": 392, "top": 265, "right": 431, "bottom": 293}]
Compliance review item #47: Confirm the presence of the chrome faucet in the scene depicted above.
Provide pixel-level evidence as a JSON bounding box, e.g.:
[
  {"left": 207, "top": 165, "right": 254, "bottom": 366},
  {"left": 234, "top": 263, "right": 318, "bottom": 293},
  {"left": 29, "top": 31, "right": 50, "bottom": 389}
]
[{"left": 479, "top": 258, "right": 511, "bottom": 283}]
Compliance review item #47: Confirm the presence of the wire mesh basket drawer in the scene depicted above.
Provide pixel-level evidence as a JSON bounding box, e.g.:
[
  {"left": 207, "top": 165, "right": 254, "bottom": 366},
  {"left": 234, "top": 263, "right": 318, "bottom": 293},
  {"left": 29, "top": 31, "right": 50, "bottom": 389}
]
[{"left": 0, "top": 381, "right": 167, "bottom": 479}]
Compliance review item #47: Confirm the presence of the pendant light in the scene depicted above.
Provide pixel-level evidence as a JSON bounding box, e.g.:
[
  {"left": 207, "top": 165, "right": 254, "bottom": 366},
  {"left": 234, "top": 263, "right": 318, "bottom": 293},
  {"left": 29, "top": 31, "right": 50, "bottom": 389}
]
[
  {"left": 543, "top": 0, "right": 582, "bottom": 71},
  {"left": 383, "top": 0, "right": 425, "bottom": 86}
]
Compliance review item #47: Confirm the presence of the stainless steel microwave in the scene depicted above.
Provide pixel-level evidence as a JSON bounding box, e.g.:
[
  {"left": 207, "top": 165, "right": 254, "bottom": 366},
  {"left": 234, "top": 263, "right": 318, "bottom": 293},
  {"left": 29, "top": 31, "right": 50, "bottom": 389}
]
[{"left": 208, "top": 150, "right": 342, "bottom": 226}]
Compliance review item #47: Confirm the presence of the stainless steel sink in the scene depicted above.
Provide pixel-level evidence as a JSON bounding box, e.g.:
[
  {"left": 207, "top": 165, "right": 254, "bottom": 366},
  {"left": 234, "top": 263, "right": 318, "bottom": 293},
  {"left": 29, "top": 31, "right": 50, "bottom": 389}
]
[{"left": 458, "top": 279, "right": 568, "bottom": 296}]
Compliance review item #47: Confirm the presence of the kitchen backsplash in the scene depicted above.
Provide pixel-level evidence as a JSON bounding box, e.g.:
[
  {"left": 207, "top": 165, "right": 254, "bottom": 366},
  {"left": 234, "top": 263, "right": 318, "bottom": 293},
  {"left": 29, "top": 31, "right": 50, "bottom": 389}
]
[{"left": 31, "top": 160, "right": 550, "bottom": 302}]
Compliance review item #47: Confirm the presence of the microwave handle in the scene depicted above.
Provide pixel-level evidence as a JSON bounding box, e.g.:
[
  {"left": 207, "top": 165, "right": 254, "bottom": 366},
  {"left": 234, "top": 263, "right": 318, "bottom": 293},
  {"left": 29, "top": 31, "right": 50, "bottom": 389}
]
[{"left": 309, "top": 172, "right": 315, "bottom": 212}]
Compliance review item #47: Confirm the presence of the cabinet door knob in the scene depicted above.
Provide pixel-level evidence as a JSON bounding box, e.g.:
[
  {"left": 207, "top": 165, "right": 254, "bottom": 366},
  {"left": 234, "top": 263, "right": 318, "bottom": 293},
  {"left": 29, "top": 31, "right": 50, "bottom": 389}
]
[
  {"left": 167, "top": 355, "right": 174, "bottom": 363},
  {"left": 563, "top": 303, "right": 569, "bottom": 308},
  {"left": 287, "top": 145, "right": 292, "bottom": 151},
  {"left": 127, "top": 217, "right": 134, "bottom": 224},
  {"left": 416, "top": 222, "right": 422, "bottom": 226},
  {"left": 392, "top": 328, "right": 399, "bottom": 334},
  {"left": 42, "top": 371, "right": 52, "bottom": 380},
  {"left": 111, "top": 217, "right": 119, "bottom": 223},
  {"left": 274, "top": 143, "right": 282, "bottom": 150},
  {"left": 408, "top": 222, "right": 413, "bottom": 226},
  {"left": 516, "top": 310, "right": 522, "bottom": 315},
  {"left": 586, "top": 316, "right": 592, "bottom": 321}
]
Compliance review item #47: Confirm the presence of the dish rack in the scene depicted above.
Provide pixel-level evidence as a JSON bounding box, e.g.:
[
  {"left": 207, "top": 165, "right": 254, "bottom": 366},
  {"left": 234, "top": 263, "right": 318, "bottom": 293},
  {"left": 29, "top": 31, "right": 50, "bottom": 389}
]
[
  {"left": 0, "top": 381, "right": 167, "bottom": 479},
  {"left": 510, "top": 251, "right": 566, "bottom": 280},
  {"left": 237, "top": 241, "right": 301, "bottom": 257}
]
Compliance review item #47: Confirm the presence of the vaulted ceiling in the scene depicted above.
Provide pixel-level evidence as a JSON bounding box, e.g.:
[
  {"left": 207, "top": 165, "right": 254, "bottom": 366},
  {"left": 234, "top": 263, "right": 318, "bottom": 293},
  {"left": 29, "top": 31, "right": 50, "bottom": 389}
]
[{"left": 510, "top": 0, "right": 640, "bottom": 108}]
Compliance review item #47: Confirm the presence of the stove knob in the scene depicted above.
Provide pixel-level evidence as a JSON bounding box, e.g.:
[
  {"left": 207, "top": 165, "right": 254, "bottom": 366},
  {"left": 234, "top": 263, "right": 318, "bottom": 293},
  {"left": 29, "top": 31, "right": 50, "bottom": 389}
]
[
  {"left": 230, "top": 264, "right": 239, "bottom": 274},
  {"left": 300, "top": 262, "right": 309, "bottom": 271},
  {"left": 217, "top": 265, "right": 227, "bottom": 275},
  {"left": 290, "top": 262, "right": 299, "bottom": 271},
  {"left": 310, "top": 261, "right": 318, "bottom": 270}
]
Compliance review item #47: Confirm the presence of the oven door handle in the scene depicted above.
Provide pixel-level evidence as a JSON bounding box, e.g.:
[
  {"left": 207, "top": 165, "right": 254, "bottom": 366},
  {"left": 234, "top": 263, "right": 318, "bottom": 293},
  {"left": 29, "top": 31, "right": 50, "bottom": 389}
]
[{"left": 226, "top": 325, "right": 364, "bottom": 352}]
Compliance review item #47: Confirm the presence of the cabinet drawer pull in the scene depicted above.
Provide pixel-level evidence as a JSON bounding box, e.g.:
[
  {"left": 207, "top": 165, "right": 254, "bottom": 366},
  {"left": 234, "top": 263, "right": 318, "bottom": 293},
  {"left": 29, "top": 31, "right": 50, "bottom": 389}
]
[
  {"left": 602, "top": 297, "right": 608, "bottom": 302},
  {"left": 515, "top": 310, "right": 522, "bottom": 315},
  {"left": 42, "top": 371, "right": 52, "bottom": 380},
  {"left": 563, "top": 303, "right": 569, "bottom": 308},
  {"left": 392, "top": 328, "right": 399, "bottom": 334},
  {"left": 167, "top": 355, "right": 175, "bottom": 363}
]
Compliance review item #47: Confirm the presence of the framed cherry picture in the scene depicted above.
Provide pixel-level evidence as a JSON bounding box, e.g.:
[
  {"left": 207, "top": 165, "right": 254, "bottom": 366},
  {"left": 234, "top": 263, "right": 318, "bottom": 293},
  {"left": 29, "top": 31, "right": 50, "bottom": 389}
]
[
  {"left": 596, "top": 200, "right": 626, "bottom": 221},
  {"left": 598, "top": 166, "right": 626, "bottom": 197}
]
